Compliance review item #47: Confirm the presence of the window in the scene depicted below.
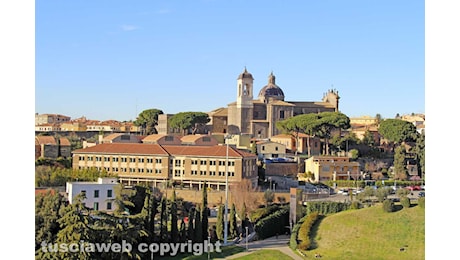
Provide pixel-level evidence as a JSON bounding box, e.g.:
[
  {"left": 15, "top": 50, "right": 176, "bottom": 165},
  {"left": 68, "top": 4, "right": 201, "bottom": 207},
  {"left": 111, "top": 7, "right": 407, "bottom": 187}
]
[
  {"left": 113, "top": 157, "right": 119, "bottom": 162},
  {"left": 262, "top": 146, "right": 265, "bottom": 151},
  {"left": 175, "top": 170, "right": 181, "bottom": 177},
  {"left": 130, "top": 158, "right": 136, "bottom": 163},
  {"left": 200, "top": 160, "right": 207, "bottom": 165},
  {"left": 107, "top": 202, "right": 112, "bottom": 210},
  {"left": 94, "top": 190, "right": 99, "bottom": 198},
  {"left": 209, "top": 161, "right": 216, "bottom": 166},
  {"left": 139, "top": 158, "right": 144, "bottom": 163},
  {"left": 121, "top": 157, "right": 127, "bottom": 162},
  {"left": 202, "top": 137, "right": 211, "bottom": 142},
  {"left": 81, "top": 190, "right": 86, "bottom": 197},
  {"left": 155, "top": 169, "right": 162, "bottom": 174},
  {"left": 175, "top": 160, "right": 181, "bottom": 167},
  {"left": 191, "top": 160, "right": 198, "bottom": 165},
  {"left": 279, "top": 110, "right": 285, "bottom": 119},
  {"left": 275, "top": 146, "right": 278, "bottom": 151},
  {"left": 107, "top": 190, "right": 112, "bottom": 197},
  {"left": 94, "top": 202, "right": 99, "bottom": 211}
]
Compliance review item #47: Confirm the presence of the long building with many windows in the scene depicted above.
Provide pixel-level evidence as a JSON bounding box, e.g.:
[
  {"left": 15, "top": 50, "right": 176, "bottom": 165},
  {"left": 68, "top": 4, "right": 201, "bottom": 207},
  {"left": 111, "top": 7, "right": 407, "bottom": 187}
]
[{"left": 72, "top": 143, "right": 258, "bottom": 190}]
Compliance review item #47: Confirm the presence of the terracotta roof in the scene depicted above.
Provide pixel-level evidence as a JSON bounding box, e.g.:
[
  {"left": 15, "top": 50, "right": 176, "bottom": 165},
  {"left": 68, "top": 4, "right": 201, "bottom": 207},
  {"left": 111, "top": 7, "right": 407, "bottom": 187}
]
[
  {"left": 143, "top": 134, "right": 172, "bottom": 142},
  {"left": 36, "top": 136, "right": 57, "bottom": 145},
  {"left": 72, "top": 143, "right": 256, "bottom": 158},
  {"left": 35, "top": 188, "right": 56, "bottom": 196},
  {"left": 268, "top": 100, "right": 295, "bottom": 106},
  {"left": 162, "top": 145, "right": 256, "bottom": 158},
  {"left": 59, "top": 137, "right": 71, "bottom": 146},
  {"left": 287, "top": 101, "right": 336, "bottom": 108},
  {"left": 72, "top": 143, "right": 169, "bottom": 156},
  {"left": 103, "top": 133, "right": 124, "bottom": 141},
  {"left": 180, "top": 135, "right": 209, "bottom": 143},
  {"left": 210, "top": 107, "right": 228, "bottom": 117}
]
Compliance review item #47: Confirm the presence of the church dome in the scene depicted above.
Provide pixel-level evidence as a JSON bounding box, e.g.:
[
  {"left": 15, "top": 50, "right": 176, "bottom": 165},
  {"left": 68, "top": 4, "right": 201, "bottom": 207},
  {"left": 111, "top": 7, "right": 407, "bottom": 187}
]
[
  {"left": 258, "top": 72, "right": 285, "bottom": 102},
  {"left": 237, "top": 67, "right": 254, "bottom": 80}
]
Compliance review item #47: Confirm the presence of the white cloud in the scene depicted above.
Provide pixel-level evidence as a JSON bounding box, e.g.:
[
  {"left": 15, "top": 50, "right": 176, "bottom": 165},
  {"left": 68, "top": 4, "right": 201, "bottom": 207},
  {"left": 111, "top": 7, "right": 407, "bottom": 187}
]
[{"left": 121, "top": 25, "right": 139, "bottom": 31}]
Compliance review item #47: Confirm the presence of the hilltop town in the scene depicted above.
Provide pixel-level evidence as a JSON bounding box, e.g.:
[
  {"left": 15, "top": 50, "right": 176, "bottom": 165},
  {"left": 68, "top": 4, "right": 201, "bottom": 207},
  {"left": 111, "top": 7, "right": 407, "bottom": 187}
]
[{"left": 35, "top": 69, "right": 425, "bottom": 259}]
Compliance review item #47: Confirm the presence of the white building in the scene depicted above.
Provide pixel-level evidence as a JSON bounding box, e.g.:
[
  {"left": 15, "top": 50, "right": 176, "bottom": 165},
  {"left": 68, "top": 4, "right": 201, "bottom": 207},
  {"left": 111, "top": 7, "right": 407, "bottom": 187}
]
[{"left": 66, "top": 177, "right": 118, "bottom": 212}]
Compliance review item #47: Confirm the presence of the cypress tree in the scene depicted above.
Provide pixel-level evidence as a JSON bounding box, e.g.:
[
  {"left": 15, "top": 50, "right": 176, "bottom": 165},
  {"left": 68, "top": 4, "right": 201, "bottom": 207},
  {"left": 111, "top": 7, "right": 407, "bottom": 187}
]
[
  {"left": 229, "top": 203, "right": 238, "bottom": 238},
  {"left": 187, "top": 208, "right": 195, "bottom": 241},
  {"left": 216, "top": 204, "right": 224, "bottom": 241},
  {"left": 201, "top": 183, "right": 209, "bottom": 241},
  {"left": 194, "top": 205, "right": 203, "bottom": 243},
  {"left": 170, "top": 190, "right": 179, "bottom": 242},
  {"left": 160, "top": 196, "right": 168, "bottom": 242}
]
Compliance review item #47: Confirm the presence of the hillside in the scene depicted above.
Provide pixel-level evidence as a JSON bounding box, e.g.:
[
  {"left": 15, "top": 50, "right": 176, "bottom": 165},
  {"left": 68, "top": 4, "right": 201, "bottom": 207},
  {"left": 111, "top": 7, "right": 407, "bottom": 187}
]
[{"left": 308, "top": 204, "right": 425, "bottom": 260}]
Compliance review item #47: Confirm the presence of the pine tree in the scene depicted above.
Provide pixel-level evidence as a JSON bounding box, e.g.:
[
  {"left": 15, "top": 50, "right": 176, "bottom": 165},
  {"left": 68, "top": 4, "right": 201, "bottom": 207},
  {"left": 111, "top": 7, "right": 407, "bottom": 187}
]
[{"left": 52, "top": 193, "right": 95, "bottom": 259}]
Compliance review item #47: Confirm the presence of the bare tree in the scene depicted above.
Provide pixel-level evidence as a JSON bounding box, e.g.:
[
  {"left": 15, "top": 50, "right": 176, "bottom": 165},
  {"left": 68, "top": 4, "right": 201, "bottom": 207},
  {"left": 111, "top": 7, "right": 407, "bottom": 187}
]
[{"left": 229, "top": 179, "right": 260, "bottom": 219}]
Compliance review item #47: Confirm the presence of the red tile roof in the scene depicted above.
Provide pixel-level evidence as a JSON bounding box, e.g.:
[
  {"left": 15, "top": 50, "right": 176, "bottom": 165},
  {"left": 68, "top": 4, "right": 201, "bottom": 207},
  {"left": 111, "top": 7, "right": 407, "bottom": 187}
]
[
  {"left": 72, "top": 143, "right": 169, "bottom": 155},
  {"left": 35, "top": 136, "right": 57, "bottom": 145},
  {"left": 72, "top": 143, "right": 256, "bottom": 158},
  {"left": 59, "top": 137, "right": 71, "bottom": 146}
]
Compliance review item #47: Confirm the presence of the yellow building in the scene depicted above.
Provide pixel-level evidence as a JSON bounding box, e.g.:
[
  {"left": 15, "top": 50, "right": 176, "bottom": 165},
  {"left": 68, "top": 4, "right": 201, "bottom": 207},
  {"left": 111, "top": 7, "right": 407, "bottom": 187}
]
[
  {"left": 72, "top": 143, "right": 258, "bottom": 190},
  {"left": 304, "top": 156, "right": 360, "bottom": 183}
]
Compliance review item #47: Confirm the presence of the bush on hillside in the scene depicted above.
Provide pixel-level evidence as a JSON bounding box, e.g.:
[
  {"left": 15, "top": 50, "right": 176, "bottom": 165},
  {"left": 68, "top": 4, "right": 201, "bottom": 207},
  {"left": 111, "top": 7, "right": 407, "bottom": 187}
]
[
  {"left": 401, "top": 197, "right": 411, "bottom": 208},
  {"left": 382, "top": 199, "right": 394, "bottom": 212}
]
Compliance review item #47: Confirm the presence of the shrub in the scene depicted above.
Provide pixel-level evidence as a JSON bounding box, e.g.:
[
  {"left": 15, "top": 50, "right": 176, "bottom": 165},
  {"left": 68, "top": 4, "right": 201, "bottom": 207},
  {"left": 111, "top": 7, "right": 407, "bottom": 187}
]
[
  {"left": 298, "top": 240, "right": 311, "bottom": 250},
  {"left": 382, "top": 199, "right": 394, "bottom": 212},
  {"left": 254, "top": 206, "right": 289, "bottom": 239},
  {"left": 296, "top": 212, "right": 320, "bottom": 250},
  {"left": 401, "top": 197, "right": 411, "bottom": 208},
  {"left": 350, "top": 201, "right": 360, "bottom": 209}
]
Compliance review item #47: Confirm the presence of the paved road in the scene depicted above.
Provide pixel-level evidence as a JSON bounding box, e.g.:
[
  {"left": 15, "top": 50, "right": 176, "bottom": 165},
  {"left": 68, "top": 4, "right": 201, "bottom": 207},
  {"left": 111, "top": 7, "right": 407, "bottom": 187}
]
[{"left": 215, "top": 234, "right": 304, "bottom": 260}]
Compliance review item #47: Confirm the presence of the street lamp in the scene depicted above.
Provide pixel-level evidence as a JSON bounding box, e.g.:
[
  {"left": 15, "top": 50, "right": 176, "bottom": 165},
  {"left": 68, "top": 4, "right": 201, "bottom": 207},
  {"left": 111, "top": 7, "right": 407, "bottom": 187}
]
[
  {"left": 245, "top": 226, "right": 249, "bottom": 251},
  {"left": 224, "top": 134, "right": 231, "bottom": 245},
  {"left": 208, "top": 236, "right": 211, "bottom": 260}
]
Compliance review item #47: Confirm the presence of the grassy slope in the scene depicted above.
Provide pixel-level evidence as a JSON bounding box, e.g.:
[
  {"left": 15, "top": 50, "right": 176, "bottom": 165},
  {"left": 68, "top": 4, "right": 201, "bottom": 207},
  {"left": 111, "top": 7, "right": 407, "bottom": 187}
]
[
  {"left": 236, "top": 249, "right": 294, "bottom": 260},
  {"left": 307, "top": 204, "right": 425, "bottom": 260}
]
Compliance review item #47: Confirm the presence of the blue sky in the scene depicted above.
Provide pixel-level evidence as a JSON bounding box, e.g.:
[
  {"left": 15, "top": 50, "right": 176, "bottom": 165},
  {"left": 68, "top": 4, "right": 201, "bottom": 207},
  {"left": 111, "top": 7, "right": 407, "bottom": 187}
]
[{"left": 35, "top": 0, "right": 425, "bottom": 121}]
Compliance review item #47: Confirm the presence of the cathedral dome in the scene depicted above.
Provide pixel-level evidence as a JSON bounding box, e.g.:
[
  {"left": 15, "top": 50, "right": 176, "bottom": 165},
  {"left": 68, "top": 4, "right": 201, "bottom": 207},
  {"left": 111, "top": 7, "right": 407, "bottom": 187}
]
[{"left": 258, "top": 72, "right": 285, "bottom": 102}]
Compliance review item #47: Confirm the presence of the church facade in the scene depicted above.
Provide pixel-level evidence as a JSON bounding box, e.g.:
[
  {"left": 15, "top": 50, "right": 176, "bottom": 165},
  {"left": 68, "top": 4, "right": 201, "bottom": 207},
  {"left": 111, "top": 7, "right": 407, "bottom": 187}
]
[{"left": 210, "top": 68, "right": 340, "bottom": 139}]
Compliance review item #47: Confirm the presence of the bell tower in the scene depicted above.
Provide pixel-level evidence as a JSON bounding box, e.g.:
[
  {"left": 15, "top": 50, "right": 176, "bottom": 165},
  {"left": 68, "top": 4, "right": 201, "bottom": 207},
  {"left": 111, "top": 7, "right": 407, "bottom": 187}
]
[
  {"left": 228, "top": 67, "right": 254, "bottom": 134},
  {"left": 236, "top": 67, "right": 254, "bottom": 108}
]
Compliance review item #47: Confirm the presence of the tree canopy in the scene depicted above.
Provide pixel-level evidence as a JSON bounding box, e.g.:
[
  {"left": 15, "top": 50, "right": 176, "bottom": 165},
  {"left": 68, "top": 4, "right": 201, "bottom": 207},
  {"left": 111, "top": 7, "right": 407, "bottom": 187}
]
[
  {"left": 168, "top": 111, "right": 210, "bottom": 135},
  {"left": 378, "top": 119, "right": 418, "bottom": 144},
  {"left": 276, "top": 111, "right": 350, "bottom": 155},
  {"left": 134, "top": 108, "right": 164, "bottom": 135}
]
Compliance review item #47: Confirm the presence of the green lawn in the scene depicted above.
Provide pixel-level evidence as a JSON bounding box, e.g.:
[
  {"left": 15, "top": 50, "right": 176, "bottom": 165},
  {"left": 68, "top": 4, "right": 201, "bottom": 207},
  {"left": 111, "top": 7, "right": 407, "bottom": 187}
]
[
  {"left": 303, "top": 203, "right": 425, "bottom": 260},
  {"left": 157, "top": 245, "right": 246, "bottom": 260},
  {"left": 235, "top": 249, "right": 294, "bottom": 260}
]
